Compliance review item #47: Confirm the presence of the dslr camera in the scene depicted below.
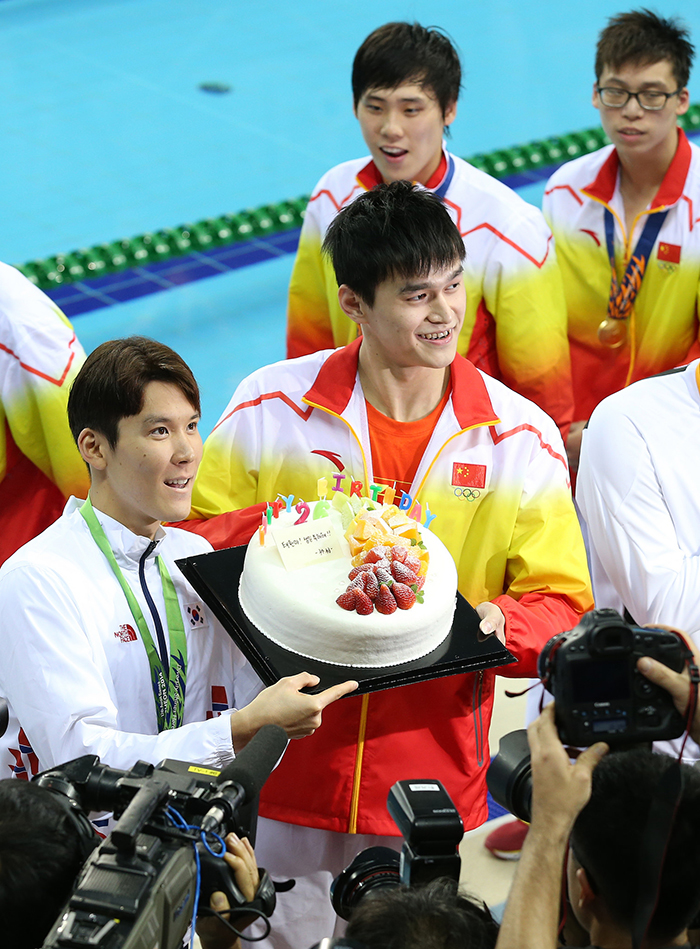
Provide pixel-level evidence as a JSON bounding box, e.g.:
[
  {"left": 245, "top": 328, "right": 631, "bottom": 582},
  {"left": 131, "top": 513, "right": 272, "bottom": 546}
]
[
  {"left": 331, "top": 779, "right": 463, "bottom": 920},
  {"left": 487, "top": 609, "right": 693, "bottom": 822},
  {"left": 538, "top": 608, "right": 688, "bottom": 746}
]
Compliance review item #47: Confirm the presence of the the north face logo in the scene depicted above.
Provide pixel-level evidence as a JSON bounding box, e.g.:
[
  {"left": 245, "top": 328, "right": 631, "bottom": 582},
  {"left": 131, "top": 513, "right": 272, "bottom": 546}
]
[{"left": 115, "top": 624, "right": 137, "bottom": 643}]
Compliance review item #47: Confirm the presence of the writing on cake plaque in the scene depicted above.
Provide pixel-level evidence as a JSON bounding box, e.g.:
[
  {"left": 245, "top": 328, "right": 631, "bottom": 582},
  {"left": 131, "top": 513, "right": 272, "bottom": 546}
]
[{"left": 270, "top": 520, "right": 344, "bottom": 571}]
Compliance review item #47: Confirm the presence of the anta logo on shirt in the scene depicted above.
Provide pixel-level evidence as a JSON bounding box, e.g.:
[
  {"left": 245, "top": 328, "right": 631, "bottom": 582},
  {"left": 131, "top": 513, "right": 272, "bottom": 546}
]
[{"left": 114, "top": 624, "right": 137, "bottom": 643}]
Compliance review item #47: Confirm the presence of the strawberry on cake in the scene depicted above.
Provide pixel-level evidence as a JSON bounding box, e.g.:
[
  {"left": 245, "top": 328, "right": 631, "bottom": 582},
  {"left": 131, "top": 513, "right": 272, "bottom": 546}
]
[{"left": 238, "top": 498, "right": 458, "bottom": 667}]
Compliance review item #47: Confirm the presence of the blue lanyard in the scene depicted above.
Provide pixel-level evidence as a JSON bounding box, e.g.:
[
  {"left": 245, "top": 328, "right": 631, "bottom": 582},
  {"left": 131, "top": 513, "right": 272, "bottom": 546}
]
[{"left": 603, "top": 206, "right": 668, "bottom": 322}]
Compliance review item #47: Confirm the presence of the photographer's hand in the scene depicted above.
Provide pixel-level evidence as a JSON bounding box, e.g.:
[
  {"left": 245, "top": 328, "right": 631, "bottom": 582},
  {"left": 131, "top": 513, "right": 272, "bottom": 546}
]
[
  {"left": 528, "top": 704, "right": 608, "bottom": 834},
  {"left": 231, "top": 672, "right": 358, "bottom": 752},
  {"left": 476, "top": 601, "right": 506, "bottom": 645},
  {"left": 496, "top": 705, "right": 607, "bottom": 949},
  {"left": 638, "top": 634, "right": 700, "bottom": 744},
  {"left": 197, "top": 833, "right": 259, "bottom": 949}
]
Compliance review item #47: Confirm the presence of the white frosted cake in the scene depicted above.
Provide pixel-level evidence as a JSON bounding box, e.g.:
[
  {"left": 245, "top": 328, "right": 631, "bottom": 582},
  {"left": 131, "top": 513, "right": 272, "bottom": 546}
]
[{"left": 238, "top": 498, "right": 458, "bottom": 667}]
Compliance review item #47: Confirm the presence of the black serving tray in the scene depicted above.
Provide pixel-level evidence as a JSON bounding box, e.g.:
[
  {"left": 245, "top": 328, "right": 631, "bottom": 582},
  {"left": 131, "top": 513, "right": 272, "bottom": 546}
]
[{"left": 176, "top": 545, "right": 515, "bottom": 696}]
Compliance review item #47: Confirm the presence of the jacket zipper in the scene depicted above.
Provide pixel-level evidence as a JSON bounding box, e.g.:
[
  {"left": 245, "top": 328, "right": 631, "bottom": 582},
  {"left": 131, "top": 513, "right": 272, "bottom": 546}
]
[
  {"left": 348, "top": 693, "right": 370, "bottom": 833},
  {"left": 473, "top": 671, "right": 485, "bottom": 768}
]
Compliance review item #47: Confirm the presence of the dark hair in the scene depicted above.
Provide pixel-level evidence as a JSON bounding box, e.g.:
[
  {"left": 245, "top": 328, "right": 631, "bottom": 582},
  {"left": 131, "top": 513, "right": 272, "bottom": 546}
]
[
  {"left": 0, "top": 780, "right": 87, "bottom": 948},
  {"left": 595, "top": 9, "right": 695, "bottom": 87},
  {"left": 571, "top": 749, "right": 700, "bottom": 943},
  {"left": 352, "top": 22, "right": 461, "bottom": 116},
  {"left": 68, "top": 336, "right": 200, "bottom": 450},
  {"left": 345, "top": 878, "right": 499, "bottom": 949},
  {"left": 322, "top": 181, "right": 465, "bottom": 306}
]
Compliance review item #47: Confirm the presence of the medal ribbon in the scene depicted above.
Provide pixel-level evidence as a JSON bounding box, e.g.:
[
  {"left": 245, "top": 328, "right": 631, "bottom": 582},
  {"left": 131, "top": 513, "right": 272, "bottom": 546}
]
[
  {"left": 603, "top": 207, "right": 668, "bottom": 323},
  {"left": 433, "top": 153, "right": 456, "bottom": 200},
  {"left": 80, "top": 496, "right": 187, "bottom": 731}
]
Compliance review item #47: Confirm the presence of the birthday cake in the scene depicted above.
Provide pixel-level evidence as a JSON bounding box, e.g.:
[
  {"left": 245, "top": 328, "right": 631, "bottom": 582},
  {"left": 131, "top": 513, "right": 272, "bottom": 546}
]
[{"left": 238, "top": 496, "right": 458, "bottom": 667}]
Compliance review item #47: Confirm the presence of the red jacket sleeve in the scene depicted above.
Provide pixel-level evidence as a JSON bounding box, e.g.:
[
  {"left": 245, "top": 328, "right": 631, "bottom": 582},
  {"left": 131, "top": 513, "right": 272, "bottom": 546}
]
[
  {"left": 495, "top": 591, "right": 585, "bottom": 678},
  {"left": 169, "top": 504, "right": 266, "bottom": 550}
]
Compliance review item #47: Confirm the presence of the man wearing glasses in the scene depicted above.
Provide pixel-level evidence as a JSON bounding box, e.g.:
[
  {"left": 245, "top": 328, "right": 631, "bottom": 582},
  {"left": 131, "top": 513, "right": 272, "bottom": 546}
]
[{"left": 542, "top": 9, "right": 697, "bottom": 471}]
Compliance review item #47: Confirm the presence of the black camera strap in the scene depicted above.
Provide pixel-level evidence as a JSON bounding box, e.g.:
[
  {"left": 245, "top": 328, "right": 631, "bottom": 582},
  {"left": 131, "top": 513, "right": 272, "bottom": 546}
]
[
  {"left": 243, "top": 868, "right": 277, "bottom": 919},
  {"left": 632, "top": 761, "right": 684, "bottom": 949}
]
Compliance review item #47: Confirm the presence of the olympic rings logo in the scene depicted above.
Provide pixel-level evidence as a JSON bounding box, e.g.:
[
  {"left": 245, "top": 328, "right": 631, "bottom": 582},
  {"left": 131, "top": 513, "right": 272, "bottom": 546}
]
[{"left": 453, "top": 487, "right": 481, "bottom": 501}]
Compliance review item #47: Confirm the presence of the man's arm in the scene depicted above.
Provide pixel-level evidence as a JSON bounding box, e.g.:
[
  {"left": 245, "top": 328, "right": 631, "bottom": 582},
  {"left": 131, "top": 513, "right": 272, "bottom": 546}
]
[
  {"left": 0, "top": 272, "right": 89, "bottom": 498},
  {"left": 478, "top": 206, "right": 574, "bottom": 439},
  {"left": 577, "top": 398, "right": 700, "bottom": 636},
  {"left": 286, "top": 182, "right": 361, "bottom": 359},
  {"left": 0, "top": 561, "right": 356, "bottom": 771},
  {"left": 190, "top": 379, "right": 266, "bottom": 518},
  {"left": 230, "top": 672, "right": 358, "bottom": 751},
  {"left": 496, "top": 705, "right": 608, "bottom": 949},
  {"left": 489, "top": 416, "right": 593, "bottom": 675},
  {"left": 286, "top": 199, "right": 339, "bottom": 358}
]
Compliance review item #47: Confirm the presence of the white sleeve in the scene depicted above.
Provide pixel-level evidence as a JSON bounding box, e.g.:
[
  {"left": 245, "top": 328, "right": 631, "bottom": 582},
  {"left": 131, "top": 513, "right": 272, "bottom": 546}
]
[
  {"left": 0, "top": 563, "right": 251, "bottom": 772},
  {"left": 577, "top": 409, "right": 700, "bottom": 637}
]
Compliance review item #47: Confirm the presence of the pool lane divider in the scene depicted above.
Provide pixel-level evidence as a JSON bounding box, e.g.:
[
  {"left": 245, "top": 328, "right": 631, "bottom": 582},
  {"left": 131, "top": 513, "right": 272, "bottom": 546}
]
[{"left": 14, "top": 107, "right": 700, "bottom": 319}]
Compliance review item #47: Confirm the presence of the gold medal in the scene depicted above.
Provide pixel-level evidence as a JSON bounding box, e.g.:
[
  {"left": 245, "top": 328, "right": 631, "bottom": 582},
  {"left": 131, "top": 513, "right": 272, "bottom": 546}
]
[{"left": 597, "top": 318, "right": 627, "bottom": 348}]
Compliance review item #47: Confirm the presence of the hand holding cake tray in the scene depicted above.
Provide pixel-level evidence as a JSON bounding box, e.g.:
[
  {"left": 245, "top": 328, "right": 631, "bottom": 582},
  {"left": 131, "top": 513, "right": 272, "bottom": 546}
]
[{"left": 177, "top": 487, "right": 514, "bottom": 695}]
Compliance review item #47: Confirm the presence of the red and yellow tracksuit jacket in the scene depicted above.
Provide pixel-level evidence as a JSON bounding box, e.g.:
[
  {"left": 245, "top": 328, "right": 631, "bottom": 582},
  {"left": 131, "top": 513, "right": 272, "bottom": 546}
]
[
  {"left": 543, "top": 128, "right": 700, "bottom": 421},
  {"left": 191, "top": 341, "right": 592, "bottom": 835},
  {"left": 287, "top": 150, "right": 574, "bottom": 437},
  {"left": 0, "top": 262, "right": 89, "bottom": 564}
]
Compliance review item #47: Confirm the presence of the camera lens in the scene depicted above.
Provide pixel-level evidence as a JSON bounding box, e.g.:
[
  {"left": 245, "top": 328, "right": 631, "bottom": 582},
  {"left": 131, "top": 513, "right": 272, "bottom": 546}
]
[
  {"left": 486, "top": 729, "right": 533, "bottom": 823},
  {"left": 331, "top": 846, "right": 400, "bottom": 921}
]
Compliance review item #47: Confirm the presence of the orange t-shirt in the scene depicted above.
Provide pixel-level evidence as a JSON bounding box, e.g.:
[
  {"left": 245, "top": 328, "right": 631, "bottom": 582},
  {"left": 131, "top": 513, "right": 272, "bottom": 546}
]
[{"left": 366, "top": 383, "right": 451, "bottom": 499}]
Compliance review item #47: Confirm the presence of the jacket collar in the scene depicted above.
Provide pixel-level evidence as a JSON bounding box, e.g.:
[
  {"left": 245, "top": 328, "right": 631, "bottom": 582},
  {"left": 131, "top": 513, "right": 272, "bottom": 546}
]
[
  {"left": 303, "top": 339, "right": 500, "bottom": 431},
  {"left": 68, "top": 496, "right": 165, "bottom": 566},
  {"left": 356, "top": 150, "right": 449, "bottom": 193},
  {"left": 582, "top": 127, "right": 691, "bottom": 208}
]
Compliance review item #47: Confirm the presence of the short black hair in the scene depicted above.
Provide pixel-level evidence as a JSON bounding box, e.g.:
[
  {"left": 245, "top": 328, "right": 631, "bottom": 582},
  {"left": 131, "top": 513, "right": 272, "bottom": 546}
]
[
  {"left": 0, "top": 780, "right": 87, "bottom": 948},
  {"left": 571, "top": 749, "right": 700, "bottom": 943},
  {"left": 68, "top": 336, "right": 200, "bottom": 451},
  {"left": 596, "top": 9, "right": 695, "bottom": 88},
  {"left": 352, "top": 22, "right": 461, "bottom": 116},
  {"left": 345, "top": 878, "right": 499, "bottom": 949},
  {"left": 322, "top": 181, "right": 465, "bottom": 306}
]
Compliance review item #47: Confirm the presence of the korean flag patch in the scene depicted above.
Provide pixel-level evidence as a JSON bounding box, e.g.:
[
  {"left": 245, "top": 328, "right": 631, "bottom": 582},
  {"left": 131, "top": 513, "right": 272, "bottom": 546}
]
[{"left": 186, "top": 603, "right": 208, "bottom": 628}]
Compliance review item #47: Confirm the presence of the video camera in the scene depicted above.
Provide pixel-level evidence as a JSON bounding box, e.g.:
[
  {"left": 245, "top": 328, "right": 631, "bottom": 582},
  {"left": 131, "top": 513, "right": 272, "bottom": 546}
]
[
  {"left": 487, "top": 609, "right": 694, "bottom": 821},
  {"left": 37, "top": 724, "right": 286, "bottom": 949},
  {"left": 331, "top": 779, "right": 463, "bottom": 921}
]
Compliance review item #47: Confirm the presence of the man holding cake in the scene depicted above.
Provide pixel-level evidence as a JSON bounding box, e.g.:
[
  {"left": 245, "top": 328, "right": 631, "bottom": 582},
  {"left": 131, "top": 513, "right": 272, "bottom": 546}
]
[{"left": 191, "top": 182, "right": 592, "bottom": 946}]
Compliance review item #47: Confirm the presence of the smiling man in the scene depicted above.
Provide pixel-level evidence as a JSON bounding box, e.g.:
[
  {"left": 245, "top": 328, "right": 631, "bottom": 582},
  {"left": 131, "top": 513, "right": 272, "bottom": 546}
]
[
  {"left": 192, "top": 183, "right": 592, "bottom": 947},
  {"left": 543, "top": 9, "right": 697, "bottom": 469},
  {"left": 0, "top": 337, "right": 356, "bottom": 786},
  {"left": 286, "top": 21, "right": 574, "bottom": 440}
]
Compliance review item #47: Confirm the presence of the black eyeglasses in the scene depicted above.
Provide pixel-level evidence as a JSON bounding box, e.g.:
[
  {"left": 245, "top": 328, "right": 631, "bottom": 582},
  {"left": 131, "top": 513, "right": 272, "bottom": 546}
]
[{"left": 596, "top": 86, "right": 681, "bottom": 111}]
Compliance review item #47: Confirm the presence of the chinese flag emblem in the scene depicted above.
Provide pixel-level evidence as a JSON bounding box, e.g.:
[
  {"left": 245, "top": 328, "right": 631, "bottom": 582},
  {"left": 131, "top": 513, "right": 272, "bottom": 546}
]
[
  {"left": 658, "top": 243, "right": 681, "bottom": 264},
  {"left": 452, "top": 462, "right": 486, "bottom": 488}
]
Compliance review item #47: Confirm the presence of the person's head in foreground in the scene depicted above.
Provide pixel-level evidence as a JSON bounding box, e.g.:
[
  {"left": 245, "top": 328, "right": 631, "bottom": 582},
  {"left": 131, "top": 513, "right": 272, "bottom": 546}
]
[
  {"left": 593, "top": 9, "right": 693, "bottom": 161},
  {"left": 569, "top": 747, "right": 700, "bottom": 947},
  {"left": 345, "top": 877, "right": 499, "bottom": 949},
  {"left": 352, "top": 21, "right": 461, "bottom": 185},
  {"left": 67, "top": 336, "right": 202, "bottom": 538},
  {"left": 0, "top": 779, "right": 91, "bottom": 949},
  {"left": 323, "top": 180, "right": 466, "bottom": 374}
]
